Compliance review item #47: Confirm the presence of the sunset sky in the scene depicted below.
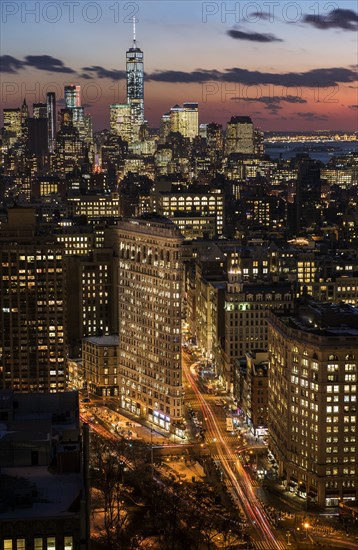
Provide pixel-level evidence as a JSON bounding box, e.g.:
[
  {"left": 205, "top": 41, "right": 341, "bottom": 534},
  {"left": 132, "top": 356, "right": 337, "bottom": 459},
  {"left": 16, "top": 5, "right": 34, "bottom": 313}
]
[{"left": 1, "top": 1, "right": 357, "bottom": 131}]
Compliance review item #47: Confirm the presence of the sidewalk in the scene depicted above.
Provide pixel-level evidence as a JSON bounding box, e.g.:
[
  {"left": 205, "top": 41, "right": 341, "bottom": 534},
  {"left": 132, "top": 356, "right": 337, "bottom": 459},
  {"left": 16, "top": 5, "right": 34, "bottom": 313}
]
[{"left": 262, "top": 478, "right": 313, "bottom": 511}]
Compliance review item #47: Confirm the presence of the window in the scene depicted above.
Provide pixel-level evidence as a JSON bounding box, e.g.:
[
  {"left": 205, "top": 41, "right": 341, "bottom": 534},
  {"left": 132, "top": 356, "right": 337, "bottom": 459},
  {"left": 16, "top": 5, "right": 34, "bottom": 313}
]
[
  {"left": 64, "top": 537, "right": 73, "bottom": 550},
  {"left": 34, "top": 540, "right": 43, "bottom": 550},
  {"left": 47, "top": 538, "right": 56, "bottom": 550},
  {"left": 4, "top": 541, "right": 12, "bottom": 550},
  {"left": 16, "top": 541, "right": 25, "bottom": 550}
]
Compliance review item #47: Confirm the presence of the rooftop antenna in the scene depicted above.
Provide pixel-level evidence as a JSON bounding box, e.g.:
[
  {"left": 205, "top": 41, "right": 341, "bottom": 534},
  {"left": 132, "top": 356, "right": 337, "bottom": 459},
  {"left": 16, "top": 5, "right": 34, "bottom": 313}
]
[{"left": 132, "top": 16, "right": 137, "bottom": 47}]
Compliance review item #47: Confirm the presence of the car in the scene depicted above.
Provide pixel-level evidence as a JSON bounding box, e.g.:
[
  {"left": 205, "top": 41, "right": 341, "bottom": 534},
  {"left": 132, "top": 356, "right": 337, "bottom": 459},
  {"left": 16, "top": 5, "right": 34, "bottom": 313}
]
[{"left": 81, "top": 397, "right": 90, "bottom": 403}]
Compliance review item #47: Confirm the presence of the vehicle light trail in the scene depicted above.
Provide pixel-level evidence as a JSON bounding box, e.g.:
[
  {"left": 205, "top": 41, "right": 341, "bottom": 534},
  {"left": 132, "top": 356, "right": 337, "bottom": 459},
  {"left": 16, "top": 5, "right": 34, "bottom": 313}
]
[{"left": 183, "top": 352, "right": 283, "bottom": 549}]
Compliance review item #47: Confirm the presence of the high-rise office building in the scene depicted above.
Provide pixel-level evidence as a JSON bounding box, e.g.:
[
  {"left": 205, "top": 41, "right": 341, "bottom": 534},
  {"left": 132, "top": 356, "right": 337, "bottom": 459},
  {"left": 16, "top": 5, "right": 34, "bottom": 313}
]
[
  {"left": 27, "top": 117, "right": 48, "bottom": 156},
  {"left": 0, "top": 208, "right": 66, "bottom": 392},
  {"left": 159, "top": 112, "right": 171, "bottom": 143},
  {"left": 20, "top": 98, "right": 29, "bottom": 143},
  {"left": 152, "top": 182, "right": 225, "bottom": 238},
  {"left": 64, "top": 85, "right": 81, "bottom": 109},
  {"left": 65, "top": 84, "right": 92, "bottom": 146},
  {"left": 112, "top": 214, "right": 184, "bottom": 437},
  {"left": 33, "top": 102, "right": 47, "bottom": 119},
  {"left": 225, "top": 115, "right": 254, "bottom": 155},
  {"left": 170, "top": 103, "right": 199, "bottom": 139},
  {"left": 21, "top": 98, "right": 29, "bottom": 124},
  {"left": 47, "top": 91, "right": 57, "bottom": 153},
  {"left": 66, "top": 248, "right": 117, "bottom": 357},
  {"left": 110, "top": 103, "right": 132, "bottom": 142},
  {"left": 296, "top": 157, "right": 322, "bottom": 234},
  {"left": 3, "top": 108, "right": 22, "bottom": 146},
  {"left": 268, "top": 301, "right": 358, "bottom": 508},
  {"left": 126, "top": 20, "right": 144, "bottom": 141}
]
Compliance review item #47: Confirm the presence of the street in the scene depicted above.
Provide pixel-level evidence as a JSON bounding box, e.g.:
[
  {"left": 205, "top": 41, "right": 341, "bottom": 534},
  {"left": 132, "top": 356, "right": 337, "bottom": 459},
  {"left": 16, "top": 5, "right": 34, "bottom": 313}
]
[{"left": 182, "top": 349, "right": 286, "bottom": 550}]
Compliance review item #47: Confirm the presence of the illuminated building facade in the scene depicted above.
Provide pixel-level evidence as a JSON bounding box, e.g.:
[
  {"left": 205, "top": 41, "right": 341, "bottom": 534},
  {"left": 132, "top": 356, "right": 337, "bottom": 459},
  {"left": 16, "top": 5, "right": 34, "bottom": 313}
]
[
  {"left": 46, "top": 91, "right": 56, "bottom": 153},
  {"left": 32, "top": 103, "right": 47, "bottom": 119},
  {"left": 268, "top": 302, "right": 358, "bottom": 508},
  {"left": 110, "top": 103, "right": 132, "bottom": 142},
  {"left": 126, "top": 24, "right": 144, "bottom": 141},
  {"left": 114, "top": 215, "right": 184, "bottom": 435},
  {"left": 0, "top": 209, "right": 66, "bottom": 392},
  {"left": 153, "top": 184, "right": 225, "bottom": 238},
  {"left": 66, "top": 249, "right": 117, "bottom": 357},
  {"left": 224, "top": 274, "right": 294, "bottom": 390},
  {"left": 82, "top": 335, "right": 119, "bottom": 396},
  {"left": 3, "top": 109, "right": 22, "bottom": 147},
  {"left": 64, "top": 85, "right": 81, "bottom": 109},
  {"left": 170, "top": 103, "right": 199, "bottom": 139},
  {"left": 159, "top": 112, "right": 171, "bottom": 143},
  {"left": 234, "top": 351, "right": 268, "bottom": 437},
  {"left": 66, "top": 193, "right": 120, "bottom": 222},
  {"left": 225, "top": 115, "right": 254, "bottom": 155}
]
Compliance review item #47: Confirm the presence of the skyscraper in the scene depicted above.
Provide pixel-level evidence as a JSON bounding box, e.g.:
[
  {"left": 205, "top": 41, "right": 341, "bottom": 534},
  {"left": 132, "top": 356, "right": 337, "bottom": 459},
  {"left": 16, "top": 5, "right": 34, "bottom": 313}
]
[
  {"left": 47, "top": 92, "right": 57, "bottom": 153},
  {"left": 268, "top": 301, "right": 358, "bottom": 508},
  {"left": 126, "top": 19, "right": 144, "bottom": 141},
  {"left": 113, "top": 214, "right": 184, "bottom": 437},
  {"left": 0, "top": 208, "right": 66, "bottom": 392},
  {"left": 63, "top": 85, "right": 87, "bottom": 144},
  {"left": 110, "top": 103, "right": 131, "bottom": 142},
  {"left": 225, "top": 115, "right": 254, "bottom": 155},
  {"left": 3, "top": 108, "right": 21, "bottom": 146},
  {"left": 33, "top": 103, "right": 47, "bottom": 119},
  {"left": 169, "top": 103, "right": 199, "bottom": 139},
  {"left": 64, "top": 85, "right": 81, "bottom": 109}
]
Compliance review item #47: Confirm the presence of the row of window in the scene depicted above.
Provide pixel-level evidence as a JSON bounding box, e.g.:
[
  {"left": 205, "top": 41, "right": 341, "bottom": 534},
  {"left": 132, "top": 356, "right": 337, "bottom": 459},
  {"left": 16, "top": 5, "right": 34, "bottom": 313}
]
[{"left": 3, "top": 536, "right": 73, "bottom": 550}]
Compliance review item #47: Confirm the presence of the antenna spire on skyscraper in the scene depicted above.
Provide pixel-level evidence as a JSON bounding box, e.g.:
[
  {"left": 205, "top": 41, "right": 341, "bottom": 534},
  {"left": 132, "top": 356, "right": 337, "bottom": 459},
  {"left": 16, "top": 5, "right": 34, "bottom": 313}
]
[{"left": 132, "top": 16, "right": 137, "bottom": 47}]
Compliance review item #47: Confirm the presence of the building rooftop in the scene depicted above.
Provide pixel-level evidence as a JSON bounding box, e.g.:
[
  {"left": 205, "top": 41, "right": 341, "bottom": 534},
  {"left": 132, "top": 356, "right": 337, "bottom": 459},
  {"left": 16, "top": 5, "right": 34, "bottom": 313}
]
[
  {"left": 83, "top": 334, "right": 119, "bottom": 346},
  {"left": 0, "top": 466, "right": 81, "bottom": 520},
  {"left": 273, "top": 300, "right": 358, "bottom": 337}
]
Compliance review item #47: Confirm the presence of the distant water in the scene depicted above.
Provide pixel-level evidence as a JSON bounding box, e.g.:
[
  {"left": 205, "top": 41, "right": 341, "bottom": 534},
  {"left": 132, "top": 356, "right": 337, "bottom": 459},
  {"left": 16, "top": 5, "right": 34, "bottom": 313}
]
[{"left": 265, "top": 141, "right": 357, "bottom": 165}]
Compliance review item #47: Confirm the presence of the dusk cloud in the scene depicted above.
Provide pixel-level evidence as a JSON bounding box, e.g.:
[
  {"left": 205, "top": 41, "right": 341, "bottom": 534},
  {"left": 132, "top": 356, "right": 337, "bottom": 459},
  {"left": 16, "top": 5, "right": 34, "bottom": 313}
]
[
  {"left": 0, "top": 55, "right": 75, "bottom": 74},
  {"left": 147, "top": 66, "right": 357, "bottom": 88},
  {"left": 303, "top": 9, "right": 358, "bottom": 31},
  {"left": 230, "top": 94, "right": 307, "bottom": 114},
  {"left": 81, "top": 66, "right": 126, "bottom": 80},
  {"left": 227, "top": 28, "right": 283, "bottom": 42},
  {"left": 231, "top": 95, "right": 307, "bottom": 105},
  {"left": 25, "top": 55, "right": 75, "bottom": 73},
  {"left": 295, "top": 112, "right": 329, "bottom": 121},
  {"left": 0, "top": 55, "right": 25, "bottom": 73}
]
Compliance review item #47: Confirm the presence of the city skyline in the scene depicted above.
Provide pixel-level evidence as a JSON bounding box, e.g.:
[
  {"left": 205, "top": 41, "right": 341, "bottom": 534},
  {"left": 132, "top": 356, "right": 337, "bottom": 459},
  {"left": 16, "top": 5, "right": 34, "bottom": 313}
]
[{"left": 1, "top": 1, "right": 358, "bottom": 131}]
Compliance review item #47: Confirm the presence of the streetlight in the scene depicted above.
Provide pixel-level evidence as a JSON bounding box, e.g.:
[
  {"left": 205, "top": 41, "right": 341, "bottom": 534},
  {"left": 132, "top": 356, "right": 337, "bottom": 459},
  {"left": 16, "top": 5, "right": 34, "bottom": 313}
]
[
  {"left": 304, "top": 522, "right": 310, "bottom": 539},
  {"left": 286, "top": 532, "right": 292, "bottom": 546}
]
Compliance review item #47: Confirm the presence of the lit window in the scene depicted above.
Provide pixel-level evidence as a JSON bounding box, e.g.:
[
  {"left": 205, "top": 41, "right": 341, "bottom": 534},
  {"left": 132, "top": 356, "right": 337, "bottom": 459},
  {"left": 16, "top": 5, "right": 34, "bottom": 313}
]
[
  {"left": 16, "top": 541, "right": 25, "bottom": 550},
  {"left": 64, "top": 537, "right": 73, "bottom": 550},
  {"left": 47, "top": 538, "right": 56, "bottom": 550},
  {"left": 4, "top": 541, "right": 12, "bottom": 550}
]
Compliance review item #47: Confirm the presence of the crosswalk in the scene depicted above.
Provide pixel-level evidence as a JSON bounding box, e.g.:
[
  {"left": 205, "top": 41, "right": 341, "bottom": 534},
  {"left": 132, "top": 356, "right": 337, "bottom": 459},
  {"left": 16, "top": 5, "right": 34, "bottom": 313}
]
[
  {"left": 206, "top": 433, "right": 241, "bottom": 446},
  {"left": 253, "top": 540, "right": 286, "bottom": 550}
]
